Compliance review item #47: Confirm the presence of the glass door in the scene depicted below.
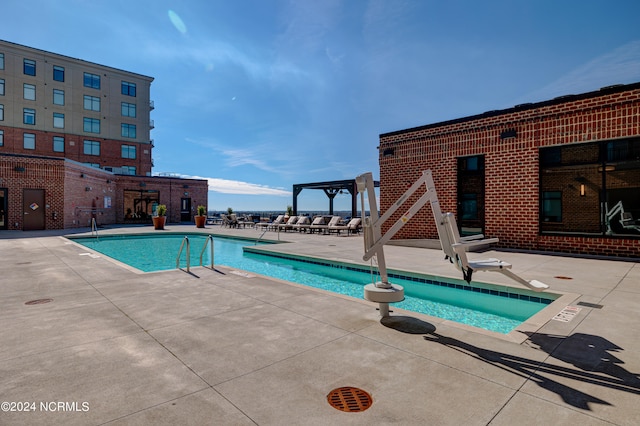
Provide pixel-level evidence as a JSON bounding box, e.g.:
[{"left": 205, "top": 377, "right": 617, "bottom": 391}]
[{"left": 457, "top": 156, "right": 485, "bottom": 236}]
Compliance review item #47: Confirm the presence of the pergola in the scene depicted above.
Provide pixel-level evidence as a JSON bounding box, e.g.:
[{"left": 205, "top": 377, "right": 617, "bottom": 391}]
[{"left": 292, "top": 178, "right": 379, "bottom": 218}]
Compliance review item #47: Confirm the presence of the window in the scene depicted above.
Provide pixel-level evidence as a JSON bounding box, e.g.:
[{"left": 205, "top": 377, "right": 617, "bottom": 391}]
[
  {"left": 121, "top": 165, "right": 137, "bottom": 175},
  {"left": 53, "top": 66, "right": 64, "bottom": 82},
  {"left": 0, "top": 130, "right": 3, "bottom": 146},
  {"left": 24, "top": 84, "right": 36, "bottom": 100},
  {"left": 23, "top": 133, "right": 35, "bottom": 150},
  {"left": 84, "top": 95, "right": 101, "bottom": 111},
  {"left": 121, "top": 144, "right": 136, "bottom": 159},
  {"left": 0, "top": 79, "right": 5, "bottom": 96},
  {"left": 53, "top": 89, "right": 64, "bottom": 106},
  {"left": 83, "top": 72, "right": 100, "bottom": 89},
  {"left": 83, "top": 117, "right": 100, "bottom": 133},
  {"left": 83, "top": 140, "right": 100, "bottom": 156},
  {"left": 53, "top": 136, "right": 64, "bottom": 152},
  {"left": 0, "top": 104, "right": 3, "bottom": 121},
  {"left": 541, "top": 192, "right": 562, "bottom": 222},
  {"left": 84, "top": 162, "right": 100, "bottom": 168},
  {"left": 24, "top": 108, "right": 36, "bottom": 125},
  {"left": 121, "top": 123, "right": 136, "bottom": 138},
  {"left": 0, "top": 53, "right": 4, "bottom": 70},
  {"left": 23, "top": 59, "right": 36, "bottom": 76},
  {"left": 121, "top": 102, "right": 136, "bottom": 117},
  {"left": 121, "top": 81, "right": 136, "bottom": 97},
  {"left": 53, "top": 113, "right": 64, "bottom": 129}
]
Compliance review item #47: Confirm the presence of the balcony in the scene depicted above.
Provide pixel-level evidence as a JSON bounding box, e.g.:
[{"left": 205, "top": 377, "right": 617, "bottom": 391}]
[
  {"left": 149, "top": 119, "right": 155, "bottom": 129},
  {"left": 150, "top": 100, "right": 155, "bottom": 110}
]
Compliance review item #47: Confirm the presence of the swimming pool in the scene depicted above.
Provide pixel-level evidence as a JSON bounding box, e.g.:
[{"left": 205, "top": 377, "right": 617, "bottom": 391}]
[{"left": 69, "top": 233, "right": 557, "bottom": 334}]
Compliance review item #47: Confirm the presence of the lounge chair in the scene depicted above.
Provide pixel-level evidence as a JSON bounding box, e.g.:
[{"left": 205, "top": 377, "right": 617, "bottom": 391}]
[
  {"left": 255, "top": 215, "right": 284, "bottom": 231},
  {"left": 310, "top": 216, "right": 342, "bottom": 234},
  {"left": 621, "top": 212, "right": 640, "bottom": 232},
  {"left": 277, "top": 215, "right": 299, "bottom": 232},
  {"left": 290, "top": 216, "right": 311, "bottom": 232},
  {"left": 296, "top": 216, "right": 323, "bottom": 233},
  {"left": 328, "top": 217, "right": 362, "bottom": 235},
  {"left": 439, "top": 212, "right": 548, "bottom": 291}
]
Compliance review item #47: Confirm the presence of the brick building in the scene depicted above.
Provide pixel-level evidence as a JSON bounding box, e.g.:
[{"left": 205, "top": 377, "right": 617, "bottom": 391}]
[
  {"left": 378, "top": 82, "right": 640, "bottom": 258},
  {"left": 0, "top": 41, "right": 208, "bottom": 231}
]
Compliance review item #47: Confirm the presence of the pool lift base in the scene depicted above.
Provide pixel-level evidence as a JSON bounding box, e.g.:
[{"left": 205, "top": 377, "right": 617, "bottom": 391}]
[{"left": 356, "top": 169, "right": 548, "bottom": 319}]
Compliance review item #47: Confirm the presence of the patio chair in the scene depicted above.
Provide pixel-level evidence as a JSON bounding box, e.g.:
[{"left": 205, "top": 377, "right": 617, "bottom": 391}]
[
  {"left": 277, "top": 215, "right": 299, "bottom": 232},
  {"left": 291, "top": 216, "right": 311, "bottom": 232},
  {"left": 255, "top": 215, "right": 284, "bottom": 231},
  {"left": 328, "top": 217, "right": 362, "bottom": 235},
  {"left": 440, "top": 212, "right": 548, "bottom": 291},
  {"left": 296, "top": 216, "right": 323, "bottom": 233},
  {"left": 310, "top": 216, "right": 342, "bottom": 234}
]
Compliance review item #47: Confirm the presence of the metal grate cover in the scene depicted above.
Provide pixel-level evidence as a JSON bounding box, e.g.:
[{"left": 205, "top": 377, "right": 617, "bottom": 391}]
[{"left": 327, "top": 387, "right": 372, "bottom": 412}]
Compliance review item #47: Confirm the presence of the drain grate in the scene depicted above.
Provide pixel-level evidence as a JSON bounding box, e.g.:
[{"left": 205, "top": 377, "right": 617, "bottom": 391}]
[
  {"left": 25, "top": 298, "right": 53, "bottom": 305},
  {"left": 327, "top": 387, "right": 372, "bottom": 413}
]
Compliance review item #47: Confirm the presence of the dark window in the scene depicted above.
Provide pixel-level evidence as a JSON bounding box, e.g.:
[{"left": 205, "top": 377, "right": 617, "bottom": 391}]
[
  {"left": 53, "top": 136, "right": 64, "bottom": 152},
  {"left": 121, "top": 123, "right": 136, "bottom": 138},
  {"left": 23, "top": 108, "right": 36, "bottom": 125},
  {"left": 53, "top": 66, "right": 65, "bottom": 82},
  {"left": 23, "top": 59, "right": 36, "bottom": 76},
  {"left": 121, "top": 81, "right": 136, "bottom": 97},
  {"left": 83, "top": 117, "right": 100, "bottom": 133},
  {"left": 23, "top": 133, "right": 35, "bottom": 150},
  {"left": 83, "top": 140, "right": 100, "bottom": 156},
  {"left": 542, "top": 191, "right": 562, "bottom": 222},
  {"left": 83, "top": 72, "right": 100, "bottom": 89}
]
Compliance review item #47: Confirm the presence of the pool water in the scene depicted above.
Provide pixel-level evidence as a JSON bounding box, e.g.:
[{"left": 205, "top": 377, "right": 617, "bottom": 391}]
[{"left": 70, "top": 234, "right": 555, "bottom": 334}]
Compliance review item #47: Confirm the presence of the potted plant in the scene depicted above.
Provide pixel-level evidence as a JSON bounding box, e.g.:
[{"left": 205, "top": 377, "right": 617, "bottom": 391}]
[
  {"left": 153, "top": 204, "right": 167, "bottom": 230},
  {"left": 195, "top": 205, "right": 207, "bottom": 228},
  {"left": 285, "top": 205, "right": 293, "bottom": 220}
]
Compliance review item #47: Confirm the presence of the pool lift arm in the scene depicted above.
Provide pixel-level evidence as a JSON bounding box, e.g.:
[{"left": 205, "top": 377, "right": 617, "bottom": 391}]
[{"left": 356, "top": 170, "right": 549, "bottom": 318}]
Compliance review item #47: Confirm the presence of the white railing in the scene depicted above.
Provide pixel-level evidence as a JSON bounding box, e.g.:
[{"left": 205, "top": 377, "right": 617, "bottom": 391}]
[
  {"left": 176, "top": 236, "right": 190, "bottom": 272},
  {"left": 199, "top": 235, "right": 214, "bottom": 269}
]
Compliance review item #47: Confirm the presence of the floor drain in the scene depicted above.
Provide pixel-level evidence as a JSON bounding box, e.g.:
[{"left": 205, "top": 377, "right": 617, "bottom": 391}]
[
  {"left": 327, "top": 387, "right": 372, "bottom": 413},
  {"left": 25, "top": 298, "right": 53, "bottom": 305},
  {"left": 554, "top": 276, "right": 573, "bottom": 280}
]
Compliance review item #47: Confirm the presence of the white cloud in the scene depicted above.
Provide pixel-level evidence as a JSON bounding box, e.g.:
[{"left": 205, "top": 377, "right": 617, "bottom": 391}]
[{"left": 155, "top": 173, "right": 290, "bottom": 196}]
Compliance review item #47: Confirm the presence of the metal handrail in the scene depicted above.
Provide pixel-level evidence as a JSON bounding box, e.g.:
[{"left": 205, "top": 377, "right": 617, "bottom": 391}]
[
  {"left": 176, "top": 236, "right": 190, "bottom": 272},
  {"left": 199, "top": 235, "right": 214, "bottom": 269},
  {"left": 91, "top": 218, "right": 99, "bottom": 241}
]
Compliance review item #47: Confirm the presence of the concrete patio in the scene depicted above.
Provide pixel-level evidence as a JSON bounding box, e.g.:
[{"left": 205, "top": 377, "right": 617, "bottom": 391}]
[{"left": 0, "top": 224, "right": 638, "bottom": 425}]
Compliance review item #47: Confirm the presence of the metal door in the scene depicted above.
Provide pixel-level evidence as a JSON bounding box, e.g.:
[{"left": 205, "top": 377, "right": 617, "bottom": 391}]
[
  {"left": 180, "top": 197, "right": 192, "bottom": 222},
  {"left": 23, "top": 189, "right": 46, "bottom": 230}
]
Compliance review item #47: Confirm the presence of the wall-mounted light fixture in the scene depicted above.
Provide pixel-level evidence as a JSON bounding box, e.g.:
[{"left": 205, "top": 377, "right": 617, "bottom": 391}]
[
  {"left": 580, "top": 184, "right": 586, "bottom": 196},
  {"left": 382, "top": 148, "right": 395, "bottom": 157},
  {"left": 14, "top": 166, "right": 26, "bottom": 172},
  {"left": 140, "top": 182, "right": 146, "bottom": 187},
  {"left": 85, "top": 187, "right": 91, "bottom": 191},
  {"left": 106, "top": 180, "right": 111, "bottom": 184},
  {"left": 183, "top": 184, "right": 189, "bottom": 189},
  {"left": 80, "top": 173, "right": 85, "bottom": 178}
]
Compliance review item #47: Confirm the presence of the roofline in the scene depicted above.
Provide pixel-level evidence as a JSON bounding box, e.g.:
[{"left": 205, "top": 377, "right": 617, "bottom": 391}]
[
  {"left": 380, "top": 81, "right": 640, "bottom": 138},
  {"left": 0, "top": 39, "right": 154, "bottom": 82}
]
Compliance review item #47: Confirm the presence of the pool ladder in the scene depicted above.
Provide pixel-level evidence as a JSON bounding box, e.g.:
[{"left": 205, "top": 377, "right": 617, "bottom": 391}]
[
  {"left": 176, "top": 235, "right": 215, "bottom": 273},
  {"left": 91, "top": 218, "right": 99, "bottom": 241}
]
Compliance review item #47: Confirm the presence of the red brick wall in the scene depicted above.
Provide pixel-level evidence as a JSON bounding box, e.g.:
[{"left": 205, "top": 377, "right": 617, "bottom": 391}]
[
  {"left": 379, "top": 85, "right": 640, "bottom": 258},
  {"left": 1, "top": 154, "right": 208, "bottom": 230},
  {"left": 0, "top": 155, "right": 66, "bottom": 230},
  {"left": 0, "top": 127, "right": 152, "bottom": 176},
  {"left": 63, "top": 163, "right": 117, "bottom": 228}
]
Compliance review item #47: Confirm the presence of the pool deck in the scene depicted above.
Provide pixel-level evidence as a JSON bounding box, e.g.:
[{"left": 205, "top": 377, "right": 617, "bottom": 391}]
[{"left": 1, "top": 224, "right": 639, "bottom": 425}]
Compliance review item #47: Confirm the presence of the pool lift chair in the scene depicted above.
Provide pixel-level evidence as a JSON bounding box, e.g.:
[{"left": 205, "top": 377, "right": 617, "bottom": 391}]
[{"left": 355, "top": 170, "right": 549, "bottom": 318}]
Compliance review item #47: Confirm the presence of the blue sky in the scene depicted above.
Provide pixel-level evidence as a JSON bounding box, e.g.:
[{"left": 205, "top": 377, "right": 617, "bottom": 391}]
[{"left": 3, "top": 0, "right": 640, "bottom": 212}]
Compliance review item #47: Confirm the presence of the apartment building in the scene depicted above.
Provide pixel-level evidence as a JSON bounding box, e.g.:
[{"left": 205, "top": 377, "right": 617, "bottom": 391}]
[
  {"left": 0, "top": 40, "right": 208, "bottom": 231},
  {"left": 378, "top": 82, "right": 640, "bottom": 258},
  {"left": 0, "top": 39, "right": 154, "bottom": 176}
]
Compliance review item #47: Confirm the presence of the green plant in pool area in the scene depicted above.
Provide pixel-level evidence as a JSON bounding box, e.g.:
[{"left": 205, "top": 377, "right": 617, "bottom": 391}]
[
  {"left": 197, "top": 205, "right": 207, "bottom": 216},
  {"left": 227, "top": 207, "right": 234, "bottom": 215},
  {"left": 156, "top": 204, "right": 167, "bottom": 217},
  {"left": 286, "top": 205, "right": 293, "bottom": 216}
]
